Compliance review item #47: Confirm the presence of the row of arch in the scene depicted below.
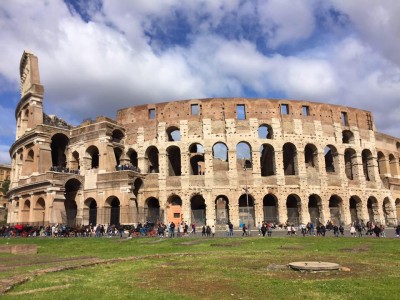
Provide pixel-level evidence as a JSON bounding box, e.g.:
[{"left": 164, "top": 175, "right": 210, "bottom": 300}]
[
  {"left": 18, "top": 192, "right": 400, "bottom": 227},
  {"left": 36, "top": 130, "right": 400, "bottom": 180}
]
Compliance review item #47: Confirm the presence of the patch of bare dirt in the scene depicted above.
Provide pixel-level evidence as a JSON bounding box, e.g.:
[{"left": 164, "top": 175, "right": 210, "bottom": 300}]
[
  {"left": 210, "top": 242, "right": 242, "bottom": 247},
  {"left": 278, "top": 245, "right": 305, "bottom": 250},
  {"left": 340, "top": 244, "right": 371, "bottom": 252},
  {"left": 6, "top": 284, "right": 71, "bottom": 296}
]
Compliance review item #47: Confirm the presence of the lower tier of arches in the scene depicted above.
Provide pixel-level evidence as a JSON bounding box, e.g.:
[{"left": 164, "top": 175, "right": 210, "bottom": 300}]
[{"left": 9, "top": 190, "right": 400, "bottom": 228}]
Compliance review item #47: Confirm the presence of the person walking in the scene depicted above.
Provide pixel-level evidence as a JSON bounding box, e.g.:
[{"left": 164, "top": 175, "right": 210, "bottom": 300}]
[{"left": 242, "top": 224, "right": 248, "bottom": 236}]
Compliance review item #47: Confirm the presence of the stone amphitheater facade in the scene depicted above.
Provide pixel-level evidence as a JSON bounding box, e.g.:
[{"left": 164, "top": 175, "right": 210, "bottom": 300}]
[{"left": 7, "top": 51, "right": 400, "bottom": 227}]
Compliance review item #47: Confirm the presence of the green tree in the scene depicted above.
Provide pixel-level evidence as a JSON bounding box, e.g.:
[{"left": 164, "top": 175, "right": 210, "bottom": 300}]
[{"left": 1, "top": 180, "right": 10, "bottom": 194}]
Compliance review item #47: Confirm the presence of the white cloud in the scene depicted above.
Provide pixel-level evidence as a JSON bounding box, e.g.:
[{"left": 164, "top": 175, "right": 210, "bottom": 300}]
[
  {"left": 329, "top": 0, "right": 400, "bottom": 65},
  {"left": 0, "top": 0, "right": 399, "bottom": 140},
  {"left": 258, "top": 0, "right": 316, "bottom": 48}
]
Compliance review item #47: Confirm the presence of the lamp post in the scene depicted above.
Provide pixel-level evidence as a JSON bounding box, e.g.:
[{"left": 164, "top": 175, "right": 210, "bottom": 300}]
[
  {"left": 42, "top": 211, "right": 45, "bottom": 227},
  {"left": 244, "top": 159, "right": 252, "bottom": 236}
]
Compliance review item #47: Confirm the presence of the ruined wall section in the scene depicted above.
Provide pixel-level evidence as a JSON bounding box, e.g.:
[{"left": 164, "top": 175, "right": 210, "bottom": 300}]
[{"left": 113, "top": 98, "right": 399, "bottom": 226}]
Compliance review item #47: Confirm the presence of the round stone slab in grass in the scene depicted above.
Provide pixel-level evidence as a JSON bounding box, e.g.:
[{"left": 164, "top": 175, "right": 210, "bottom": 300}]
[{"left": 288, "top": 261, "right": 340, "bottom": 272}]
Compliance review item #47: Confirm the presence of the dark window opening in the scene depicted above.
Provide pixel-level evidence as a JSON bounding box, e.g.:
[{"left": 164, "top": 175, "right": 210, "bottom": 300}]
[
  {"left": 302, "top": 106, "right": 310, "bottom": 116},
  {"left": 341, "top": 112, "right": 349, "bottom": 126}
]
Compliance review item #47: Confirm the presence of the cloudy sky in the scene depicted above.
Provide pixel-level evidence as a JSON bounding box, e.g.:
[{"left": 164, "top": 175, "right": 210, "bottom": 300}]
[{"left": 0, "top": 0, "right": 400, "bottom": 164}]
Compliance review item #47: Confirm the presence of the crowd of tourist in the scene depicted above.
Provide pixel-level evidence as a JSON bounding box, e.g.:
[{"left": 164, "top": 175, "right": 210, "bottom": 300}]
[
  {"left": 1, "top": 222, "right": 400, "bottom": 239},
  {"left": 115, "top": 164, "right": 141, "bottom": 172},
  {"left": 49, "top": 166, "right": 80, "bottom": 174}
]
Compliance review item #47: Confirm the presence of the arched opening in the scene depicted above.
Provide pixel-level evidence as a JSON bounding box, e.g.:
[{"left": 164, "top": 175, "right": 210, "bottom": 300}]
[
  {"left": 342, "top": 130, "right": 354, "bottom": 144},
  {"left": 389, "top": 154, "right": 398, "bottom": 177},
  {"left": 71, "top": 151, "right": 80, "bottom": 170},
  {"left": 191, "top": 195, "right": 206, "bottom": 226},
  {"left": 86, "top": 146, "right": 99, "bottom": 169},
  {"left": 189, "top": 143, "right": 205, "bottom": 175},
  {"left": 25, "top": 149, "right": 35, "bottom": 175},
  {"left": 145, "top": 146, "right": 159, "bottom": 173},
  {"left": 20, "top": 199, "right": 31, "bottom": 224},
  {"left": 396, "top": 199, "right": 400, "bottom": 224},
  {"left": 344, "top": 148, "right": 357, "bottom": 180},
  {"left": 84, "top": 198, "right": 97, "bottom": 226},
  {"left": 145, "top": 197, "right": 160, "bottom": 223},
  {"left": 166, "top": 146, "right": 181, "bottom": 176},
  {"left": 127, "top": 149, "right": 138, "bottom": 168},
  {"left": 213, "top": 142, "right": 229, "bottom": 171},
  {"left": 377, "top": 151, "right": 387, "bottom": 175},
  {"left": 328, "top": 195, "right": 343, "bottom": 225},
  {"left": 304, "top": 144, "right": 318, "bottom": 169},
  {"left": 132, "top": 178, "right": 143, "bottom": 222},
  {"left": 397, "top": 142, "right": 400, "bottom": 152},
  {"left": 33, "top": 198, "right": 45, "bottom": 224},
  {"left": 215, "top": 196, "right": 229, "bottom": 225},
  {"left": 114, "top": 148, "right": 123, "bottom": 167},
  {"left": 166, "top": 126, "right": 181, "bottom": 141},
  {"left": 236, "top": 142, "right": 252, "bottom": 170},
  {"left": 382, "top": 197, "right": 393, "bottom": 225},
  {"left": 111, "top": 129, "right": 124, "bottom": 143},
  {"left": 51, "top": 133, "right": 69, "bottom": 168},
  {"left": 367, "top": 196, "right": 379, "bottom": 223},
  {"left": 324, "top": 145, "right": 338, "bottom": 174},
  {"left": 106, "top": 196, "right": 120, "bottom": 226},
  {"left": 263, "top": 194, "right": 278, "bottom": 223},
  {"left": 308, "top": 194, "right": 322, "bottom": 224},
  {"left": 167, "top": 195, "right": 182, "bottom": 224},
  {"left": 286, "top": 194, "right": 300, "bottom": 226},
  {"left": 283, "top": 143, "right": 297, "bottom": 175},
  {"left": 349, "top": 196, "right": 362, "bottom": 224},
  {"left": 239, "top": 194, "right": 255, "bottom": 227},
  {"left": 65, "top": 179, "right": 80, "bottom": 226},
  {"left": 362, "top": 149, "right": 374, "bottom": 181},
  {"left": 258, "top": 124, "right": 273, "bottom": 139},
  {"left": 260, "top": 144, "right": 275, "bottom": 176}
]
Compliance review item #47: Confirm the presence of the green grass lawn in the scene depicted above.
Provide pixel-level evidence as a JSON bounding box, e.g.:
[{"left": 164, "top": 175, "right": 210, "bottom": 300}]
[{"left": 0, "top": 237, "right": 399, "bottom": 299}]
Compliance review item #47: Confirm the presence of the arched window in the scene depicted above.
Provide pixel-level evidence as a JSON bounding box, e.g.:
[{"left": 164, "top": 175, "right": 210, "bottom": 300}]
[
  {"left": 286, "top": 194, "right": 300, "bottom": 225},
  {"left": 127, "top": 149, "right": 138, "bottom": 168},
  {"left": 51, "top": 133, "right": 69, "bottom": 168},
  {"left": 362, "top": 149, "right": 374, "bottom": 181},
  {"left": 166, "top": 146, "right": 181, "bottom": 176},
  {"left": 189, "top": 143, "right": 204, "bottom": 175},
  {"left": 191, "top": 195, "right": 206, "bottom": 225},
  {"left": 328, "top": 195, "right": 343, "bottom": 225},
  {"left": 236, "top": 142, "right": 252, "bottom": 169},
  {"left": 304, "top": 144, "right": 318, "bottom": 169},
  {"left": 389, "top": 154, "right": 398, "bottom": 177},
  {"left": 111, "top": 129, "right": 124, "bottom": 143},
  {"left": 166, "top": 126, "right": 181, "bottom": 141},
  {"left": 324, "top": 145, "right": 338, "bottom": 173},
  {"left": 283, "top": 143, "right": 297, "bottom": 175},
  {"left": 258, "top": 124, "right": 273, "bottom": 139},
  {"left": 114, "top": 148, "right": 123, "bottom": 167},
  {"left": 342, "top": 130, "right": 354, "bottom": 144},
  {"left": 86, "top": 146, "right": 99, "bottom": 169},
  {"left": 146, "top": 146, "right": 159, "bottom": 173},
  {"left": 213, "top": 142, "right": 229, "bottom": 171},
  {"left": 260, "top": 144, "right": 275, "bottom": 176},
  {"left": 145, "top": 197, "right": 160, "bottom": 222},
  {"left": 344, "top": 148, "right": 357, "bottom": 180},
  {"left": 377, "top": 151, "right": 387, "bottom": 175}
]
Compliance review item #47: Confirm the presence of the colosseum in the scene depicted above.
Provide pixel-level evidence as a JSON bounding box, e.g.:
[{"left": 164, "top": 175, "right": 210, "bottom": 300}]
[{"left": 6, "top": 51, "right": 400, "bottom": 228}]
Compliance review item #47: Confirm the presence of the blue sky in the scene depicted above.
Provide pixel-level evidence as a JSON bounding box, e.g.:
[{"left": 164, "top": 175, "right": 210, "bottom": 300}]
[{"left": 1, "top": 0, "right": 400, "bottom": 164}]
